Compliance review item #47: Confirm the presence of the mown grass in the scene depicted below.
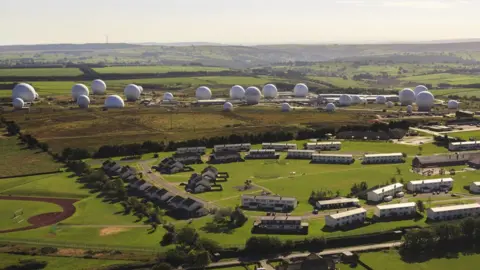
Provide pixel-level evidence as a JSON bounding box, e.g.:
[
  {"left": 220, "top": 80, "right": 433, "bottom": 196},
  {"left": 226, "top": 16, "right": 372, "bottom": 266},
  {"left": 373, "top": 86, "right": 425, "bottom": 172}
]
[
  {"left": 0, "top": 136, "right": 63, "bottom": 178},
  {"left": 0, "top": 253, "right": 132, "bottom": 270},
  {"left": 361, "top": 249, "right": 480, "bottom": 270},
  {"left": 0, "top": 68, "right": 83, "bottom": 77},
  {"left": 447, "top": 130, "right": 480, "bottom": 140},
  {"left": 0, "top": 200, "right": 62, "bottom": 231},
  {"left": 93, "top": 66, "right": 229, "bottom": 74}
]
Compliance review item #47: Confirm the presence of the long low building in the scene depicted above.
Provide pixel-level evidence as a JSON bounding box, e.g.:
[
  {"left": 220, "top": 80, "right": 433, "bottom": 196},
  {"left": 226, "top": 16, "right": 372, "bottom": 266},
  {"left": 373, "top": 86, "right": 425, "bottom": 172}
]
[
  {"left": 470, "top": 182, "right": 480, "bottom": 193},
  {"left": 363, "top": 153, "right": 404, "bottom": 164},
  {"left": 449, "top": 141, "right": 480, "bottom": 151},
  {"left": 253, "top": 216, "right": 308, "bottom": 234},
  {"left": 245, "top": 149, "right": 279, "bottom": 159},
  {"left": 176, "top": 147, "right": 206, "bottom": 154},
  {"left": 406, "top": 178, "right": 454, "bottom": 193},
  {"left": 367, "top": 183, "right": 404, "bottom": 202},
  {"left": 427, "top": 203, "right": 480, "bottom": 221},
  {"left": 214, "top": 143, "right": 251, "bottom": 152},
  {"left": 374, "top": 202, "right": 416, "bottom": 218},
  {"left": 305, "top": 142, "right": 341, "bottom": 151},
  {"left": 209, "top": 151, "right": 243, "bottom": 163},
  {"left": 262, "top": 143, "right": 297, "bottom": 151},
  {"left": 286, "top": 150, "right": 315, "bottom": 159},
  {"left": 325, "top": 208, "right": 367, "bottom": 228},
  {"left": 241, "top": 195, "right": 298, "bottom": 212},
  {"left": 412, "top": 153, "right": 479, "bottom": 168},
  {"left": 311, "top": 153, "right": 354, "bottom": 164},
  {"left": 316, "top": 198, "right": 359, "bottom": 210}
]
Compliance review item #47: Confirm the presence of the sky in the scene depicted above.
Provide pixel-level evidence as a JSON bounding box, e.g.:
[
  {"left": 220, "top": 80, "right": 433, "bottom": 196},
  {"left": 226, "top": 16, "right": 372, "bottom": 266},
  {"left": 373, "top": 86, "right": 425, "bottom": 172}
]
[{"left": 1, "top": 0, "right": 479, "bottom": 45}]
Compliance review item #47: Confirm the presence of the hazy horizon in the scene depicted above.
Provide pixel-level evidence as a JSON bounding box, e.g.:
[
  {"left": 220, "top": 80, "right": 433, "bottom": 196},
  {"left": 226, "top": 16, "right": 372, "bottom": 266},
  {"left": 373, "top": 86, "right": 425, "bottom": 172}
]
[{"left": 2, "top": 0, "right": 479, "bottom": 45}]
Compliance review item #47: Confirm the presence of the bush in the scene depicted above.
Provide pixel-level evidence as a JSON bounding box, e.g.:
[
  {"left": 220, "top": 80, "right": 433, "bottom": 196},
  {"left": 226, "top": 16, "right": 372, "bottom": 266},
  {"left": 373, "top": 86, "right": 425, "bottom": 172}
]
[
  {"left": 39, "top": 246, "right": 58, "bottom": 255},
  {"left": 161, "top": 232, "right": 176, "bottom": 246}
]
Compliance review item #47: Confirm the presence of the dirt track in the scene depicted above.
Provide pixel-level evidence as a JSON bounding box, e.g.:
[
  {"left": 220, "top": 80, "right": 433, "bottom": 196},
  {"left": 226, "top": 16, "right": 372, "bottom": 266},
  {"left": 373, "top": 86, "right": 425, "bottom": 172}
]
[{"left": 0, "top": 196, "right": 77, "bottom": 233}]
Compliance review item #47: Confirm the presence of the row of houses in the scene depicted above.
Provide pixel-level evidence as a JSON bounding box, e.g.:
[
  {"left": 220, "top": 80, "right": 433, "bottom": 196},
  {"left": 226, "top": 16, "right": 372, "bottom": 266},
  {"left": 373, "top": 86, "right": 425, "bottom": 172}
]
[
  {"left": 155, "top": 158, "right": 192, "bottom": 174},
  {"left": 305, "top": 141, "right": 341, "bottom": 151},
  {"left": 262, "top": 143, "right": 298, "bottom": 151},
  {"left": 449, "top": 141, "right": 480, "bottom": 151},
  {"left": 184, "top": 166, "right": 228, "bottom": 194},
  {"left": 241, "top": 195, "right": 298, "bottom": 212},
  {"left": 253, "top": 216, "right": 309, "bottom": 234},
  {"left": 286, "top": 150, "right": 354, "bottom": 164},
  {"left": 245, "top": 149, "right": 280, "bottom": 159}
]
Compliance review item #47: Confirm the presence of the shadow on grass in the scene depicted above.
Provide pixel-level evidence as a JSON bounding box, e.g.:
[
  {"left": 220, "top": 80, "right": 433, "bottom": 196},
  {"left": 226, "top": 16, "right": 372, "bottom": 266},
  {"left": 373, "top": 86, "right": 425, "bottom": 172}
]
[{"left": 321, "top": 222, "right": 370, "bottom": 233}]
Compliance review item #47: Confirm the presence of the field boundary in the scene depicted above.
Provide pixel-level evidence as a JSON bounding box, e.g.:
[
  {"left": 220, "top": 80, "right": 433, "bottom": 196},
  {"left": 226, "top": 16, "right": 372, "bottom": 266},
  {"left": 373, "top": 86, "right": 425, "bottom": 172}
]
[{"left": 0, "top": 170, "right": 63, "bottom": 180}]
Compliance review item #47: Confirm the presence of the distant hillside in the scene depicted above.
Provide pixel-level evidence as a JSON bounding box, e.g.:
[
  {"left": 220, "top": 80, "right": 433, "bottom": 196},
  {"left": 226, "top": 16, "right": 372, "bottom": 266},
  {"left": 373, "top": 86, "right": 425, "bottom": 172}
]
[{"left": 0, "top": 43, "right": 141, "bottom": 53}]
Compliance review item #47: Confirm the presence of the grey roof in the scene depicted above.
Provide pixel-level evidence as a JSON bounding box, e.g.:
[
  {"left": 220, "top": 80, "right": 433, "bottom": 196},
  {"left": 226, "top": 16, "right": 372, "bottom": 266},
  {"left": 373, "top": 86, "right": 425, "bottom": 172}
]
[{"left": 414, "top": 153, "right": 476, "bottom": 165}]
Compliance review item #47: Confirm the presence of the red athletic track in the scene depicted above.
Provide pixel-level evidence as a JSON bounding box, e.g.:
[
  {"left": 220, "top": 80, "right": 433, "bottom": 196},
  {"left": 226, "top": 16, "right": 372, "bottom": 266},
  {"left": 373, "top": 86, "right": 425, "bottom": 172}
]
[{"left": 0, "top": 196, "right": 77, "bottom": 233}]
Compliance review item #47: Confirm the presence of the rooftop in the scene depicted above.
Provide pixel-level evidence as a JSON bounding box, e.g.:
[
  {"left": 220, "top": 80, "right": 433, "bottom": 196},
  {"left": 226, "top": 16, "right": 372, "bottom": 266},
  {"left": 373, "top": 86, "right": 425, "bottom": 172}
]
[
  {"left": 429, "top": 203, "right": 480, "bottom": 213},
  {"left": 262, "top": 143, "right": 296, "bottom": 146},
  {"left": 242, "top": 194, "right": 297, "bottom": 201},
  {"left": 317, "top": 198, "right": 359, "bottom": 206},
  {"left": 414, "top": 153, "right": 475, "bottom": 164},
  {"left": 370, "top": 183, "right": 403, "bottom": 195},
  {"left": 472, "top": 182, "right": 480, "bottom": 186},
  {"left": 306, "top": 141, "right": 341, "bottom": 145},
  {"left": 288, "top": 150, "right": 315, "bottom": 153},
  {"left": 409, "top": 178, "right": 454, "bottom": 185},
  {"left": 328, "top": 208, "right": 367, "bottom": 219},
  {"left": 250, "top": 149, "right": 276, "bottom": 153},
  {"left": 377, "top": 202, "right": 416, "bottom": 210},
  {"left": 313, "top": 153, "right": 353, "bottom": 158},
  {"left": 260, "top": 216, "right": 302, "bottom": 221},
  {"left": 451, "top": 141, "right": 480, "bottom": 145},
  {"left": 364, "top": 153, "right": 403, "bottom": 158}
]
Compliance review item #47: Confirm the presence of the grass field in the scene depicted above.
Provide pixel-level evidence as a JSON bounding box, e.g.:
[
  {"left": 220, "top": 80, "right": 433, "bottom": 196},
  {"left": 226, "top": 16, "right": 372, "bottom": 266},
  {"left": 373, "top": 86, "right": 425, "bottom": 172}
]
[
  {"left": 361, "top": 249, "right": 480, "bottom": 270},
  {"left": 400, "top": 73, "right": 480, "bottom": 86},
  {"left": 0, "top": 136, "right": 63, "bottom": 178},
  {"left": 0, "top": 173, "right": 90, "bottom": 199},
  {"left": 0, "top": 253, "right": 132, "bottom": 270},
  {"left": 307, "top": 76, "right": 370, "bottom": 88},
  {"left": 447, "top": 130, "right": 480, "bottom": 140},
  {"left": 0, "top": 200, "right": 62, "bottom": 231},
  {"left": 93, "top": 66, "right": 229, "bottom": 74},
  {"left": 0, "top": 68, "right": 83, "bottom": 77}
]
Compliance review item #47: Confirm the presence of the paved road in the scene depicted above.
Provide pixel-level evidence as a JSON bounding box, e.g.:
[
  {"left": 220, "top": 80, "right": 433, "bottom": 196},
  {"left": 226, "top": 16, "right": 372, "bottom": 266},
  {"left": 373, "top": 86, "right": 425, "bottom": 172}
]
[{"left": 206, "top": 241, "right": 403, "bottom": 268}]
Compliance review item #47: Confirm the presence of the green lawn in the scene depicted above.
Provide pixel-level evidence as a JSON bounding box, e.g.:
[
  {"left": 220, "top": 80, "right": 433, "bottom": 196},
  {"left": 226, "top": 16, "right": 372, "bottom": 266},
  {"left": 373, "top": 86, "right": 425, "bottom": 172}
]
[
  {"left": 0, "top": 253, "right": 132, "bottom": 270},
  {"left": 93, "top": 65, "right": 229, "bottom": 74},
  {"left": 0, "top": 200, "right": 62, "bottom": 231},
  {"left": 0, "top": 136, "right": 63, "bottom": 178},
  {"left": 0, "top": 68, "right": 83, "bottom": 77},
  {"left": 447, "top": 130, "right": 480, "bottom": 140},
  {"left": 0, "top": 173, "right": 90, "bottom": 199},
  {"left": 361, "top": 249, "right": 480, "bottom": 270},
  {"left": 399, "top": 73, "right": 480, "bottom": 86}
]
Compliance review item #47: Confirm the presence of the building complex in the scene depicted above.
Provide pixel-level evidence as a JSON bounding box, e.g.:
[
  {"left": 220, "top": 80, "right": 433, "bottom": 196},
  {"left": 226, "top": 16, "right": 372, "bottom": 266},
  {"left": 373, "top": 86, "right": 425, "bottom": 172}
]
[
  {"left": 287, "top": 150, "right": 315, "bottom": 159},
  {"left": 305, "top": 141, "right": 341, "bottom": 151},
  {"left": 449, "top": 141, "right": 480, "bottom": 151},
  {"left": 367, "top": 183, "right": 404, "bottom": 202},
  {"left": 374, "top": 202, "right": 416, "bottom": 218},
  {"left": 362, "top": 153, "right": 404, "bottom": 164},
  {"left": 262, "top": 143, "right": 297, "bottom": 151},
  {"left": 312, "top": 153, "right": 354, "bottom": 164},
  {"left": 316, "top": 198, "right": 359, "bottom": 210},
  {"left": 214, "top": 143, "right": 251, "bottom": 152},
  {"left": 253, "top": 216, "right": 308, "bottom": 234},
  {"left": 427, "top": 203, "right": 480, "bottom": 221},
  {"left": 406, "top": 178, "right": 454, "bottom": 193},
  {"left": 325, "top": 208, "right": 367, "bottom": 228},
  {"left": 241, "top": 195, "right": 298, "bottom": 212}
]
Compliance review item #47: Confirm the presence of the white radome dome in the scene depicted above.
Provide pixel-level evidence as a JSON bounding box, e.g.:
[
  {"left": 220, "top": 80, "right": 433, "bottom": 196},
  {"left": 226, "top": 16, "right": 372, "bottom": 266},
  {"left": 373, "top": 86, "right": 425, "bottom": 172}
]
[
  {"left": 223, "top": 102, "right": 234, "bottom": 112},
  {"left": 387, "top": 101, "right": 394, "bottom": 108},
  {"left": 124, "top": 84, "right": 141, "bottom": 101},
  {"left": 281, "top": 103, "right": 292, "bottom": 112},
  {"left": 71, "top": 84, "right": 89, "bottom": 101},
  {"left": 399, "top": 88, "right": 415, "bottom": 105},
  {"left": 406, "top": 105, "right": 413, "bottom": 113},
  {"left": 326, "top": 103, "right": 336, "bottom": 112},
  {"left": 12, "top": 98, "right": 24, "bottom": 109},
  {"left": 262, "top": 84, "right": 278, "bottom": 99},
  {"left": 414, "top": 85, "right": 429, "bottom": 97},
  {"left": 245, "top": 86, "right": 262, "bottom": 104},
  {"left": 91, "top": 79, "right": 107, "bottom": 95},
  {"left": 12, "top": 83, "right": 36, "bottom": 102},
  {"left": 293, "top": 83, "right": 309, "bottom": 97},
  {"left": 163, "top": 92, "right": 174, "bottom": 101},
  {"left": 196, "top": 86, "right": 212, "bottom": 100},
  {"left": 351, "top": 95, "right": 362, "bottom": 104},
  {"left": 104, "top": 95, "right": 125, "bottom": 108},
  {"left": 339, "top": 94, "right": 352, "bottom": 106},
  {"left": 448, "top": 100, "right": 459, "bottom": 110},
  {"left": 376, "top": 95, "right": 387, "bottom": 104},
  {"left": 138, "top": 86, "right": 144, "bottom": 93},
  {"left": 230, "top": 85, "right": 245, "bottom": 99},
  {"left": 416, "top": 91, "right": 435, "bottom": 111},
  {"left": 77, "top": 95, "right": 90, "bottom": 109}
]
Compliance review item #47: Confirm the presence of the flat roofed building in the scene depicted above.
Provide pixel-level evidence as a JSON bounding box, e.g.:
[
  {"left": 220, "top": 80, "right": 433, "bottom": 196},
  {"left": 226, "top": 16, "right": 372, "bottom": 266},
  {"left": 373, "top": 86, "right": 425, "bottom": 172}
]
[
  {"left": 374, "top": 202, "right": 416, "bottom": 218},
  {"left": 241, "top": 195, "right": 297, "bottom": 212},
  {"left": 209, "top": 150, "right": 243, "bottom": 163},
  {"left": 262, "top": 143, "right": 297, "bottom": 151},
  {"left": 325, "top": 208, "right": 367, "bottom": 228},
  {"left": 305, "top": 141, "right": 341, "bottom": 151},
  {"left": 253, "top": 216, "right": 308, "bottom": 233},
  {"left": 176, "top": 147, "right": 206, "bottom": 154},
  {"left": 449, "top": 141, "right": 480, "bottom": 151},
  {"left": 407, "top": 178, "right": 454, "bottom": 193},
  {"left": 316, "top": 198, "right": 359, "bottom": 210},
  {"left": 367, "top": 183, "right": 404, "bottom": 202},
  {"left": 245, "top": 149, "right": 279, "bottom": 159},
  {"left": 172, "top": 153, "right": 203, "bottom": 165},
  {"left": 287, "top": 150, "right": 315, "bottom": 159},
  {"left": 412, "top": 153, "right": 478, "bottom": 168},
  {"left": 363, "top": 153, "right": 404, "bottom": 164},
  {"left": 312, "top": 154, "right": 354, "bottom": 164},
  {"left": 427, "top": 203, "right": 480, "bottom": 221},
  {"left": 214, "top": 143, "right": 251, "bottom": 152},
  {"left": 470, "top": 182, "right": 480, "bottom": 194}
]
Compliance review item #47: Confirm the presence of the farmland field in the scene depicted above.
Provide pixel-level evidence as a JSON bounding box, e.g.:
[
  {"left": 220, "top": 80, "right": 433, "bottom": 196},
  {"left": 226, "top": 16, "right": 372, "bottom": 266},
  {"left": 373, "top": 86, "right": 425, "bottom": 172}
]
[
  {"left": 399, "top": 73, "right": 480, "bottom": 86},
  {"left": 0, "top": 253, "right": 133, "bottom": 270},
  {"left": 0, "top": 200, "right": 62, "bottom": 231},
  {"left": 0, "top": 68, "right": 83, "bottom": 77},
  {"left": 361, "top": 249, "right": 480, "bottom": 270},
  {"left": 93, "top": 65, "right": 229, "bottom": 74},
  {"left": 0, "top": 136, "right": 62, "bottom": 178}
]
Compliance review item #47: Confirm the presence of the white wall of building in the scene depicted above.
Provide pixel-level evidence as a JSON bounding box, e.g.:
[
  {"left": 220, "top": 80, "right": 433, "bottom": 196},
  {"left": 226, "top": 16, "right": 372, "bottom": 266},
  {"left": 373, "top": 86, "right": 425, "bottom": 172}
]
[
  {"left": 407, "top": 178, "right": 454, "bottom": 193},
  {"left": 312, "top": 154, "right": 354, "bottom": 164},
  {"left": 427, "top": 203, "right": 480, "bottom": 221},
  {"left": 367, "top": 183, "right": 404, "bottom": 202},
  {"left": 325, "top": 208, "right": 367, "bottom": 228},
  {"left": 374, "top": 202, "right": 416, "bottom": 218}
]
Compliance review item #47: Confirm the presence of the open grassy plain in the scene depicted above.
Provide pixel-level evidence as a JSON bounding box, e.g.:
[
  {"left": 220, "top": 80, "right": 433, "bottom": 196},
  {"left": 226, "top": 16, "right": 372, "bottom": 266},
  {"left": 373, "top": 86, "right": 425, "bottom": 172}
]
[
  {"left": 0, "top": 136, "right": 63, "bottom": 178},
  {"left": 0, "top": 68, "right": 83, "bottom": 77}
]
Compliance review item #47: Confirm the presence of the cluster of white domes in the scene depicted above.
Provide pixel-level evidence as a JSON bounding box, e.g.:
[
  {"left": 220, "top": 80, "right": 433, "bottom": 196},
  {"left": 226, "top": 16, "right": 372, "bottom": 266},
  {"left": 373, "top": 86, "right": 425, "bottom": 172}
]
[
  {"left": 12, "top": 98, "right": 25, "bottom": 109},
  {"left": 415, "top": 87, "right": 434, "bottom": 111},
  {"left": 339, "top": 94, "right": 352, "bottom": 106},
  {"left": 71, "top": 84, "right": 89, "bottom": 101},
  {"left": 91, "top": 79, "right": 107, "bottom": 95},
  {"left": 414, "top": 85, "right": 429, "bottom": 97},
  {"left": 124, "top": 84, "right": 141, "bottom": 101},
  {"left": 293, "top": 83, "right": 309, "bottom": 97},
  {"left": 262, "top": 84, "right": 278, "bottom": 99},
  {"left": 230, "top": 85, "right": 245, "bottom": 99},
  {"left": 281, "top": 103, "right": 292, "bottom": 112},
  {"left": 163, "top": 92, "right": 174, "bottom": 101},
  {"left": 399, "top": 88, "right": 415, "bottom": 106},
  {"left": 326, "top": 103, "right": 336, "bottom": 112},
  {"left": 223, "top": 102, "right": 234, "bottom": 112},
  {"left": 12, "top": 83, "right": 36, "bottom": 103},
  {"left": 351, "top": 95, "right": 362, "bottom": 104},
  {"left": 105, "top": 95, "right": 125, "bottom": 108},
  {"left": 386, "top": 101, "right": 394, "bottom": 108},
  {"left": 245, "top": 86, "right": 262, "bottom": 104},
  {"left": 77, "top": 95, "right": 90, "bottom": 109},
  {"left": 196, "top": 86, "right": 212, "bottom": 100},
  {"left": 448, "top": 100, "right": 459, "bottom": 110}
]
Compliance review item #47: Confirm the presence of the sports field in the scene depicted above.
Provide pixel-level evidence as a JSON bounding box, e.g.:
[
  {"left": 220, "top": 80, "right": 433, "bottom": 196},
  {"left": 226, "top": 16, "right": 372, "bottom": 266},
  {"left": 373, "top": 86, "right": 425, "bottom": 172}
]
[
  {"left": 0, "top": 68, "right": 83, "bottom": 77},
  {"left": 93, "top": 65, "right": 229, "bottom": 74},
  {"left": 0, "top": 200, "right": 62, "bottom": 231}
]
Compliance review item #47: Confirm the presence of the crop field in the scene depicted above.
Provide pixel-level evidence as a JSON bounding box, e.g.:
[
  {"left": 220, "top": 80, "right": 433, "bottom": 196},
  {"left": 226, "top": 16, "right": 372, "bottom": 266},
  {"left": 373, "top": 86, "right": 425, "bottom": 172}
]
[
  {"left": 0, "top": 200, "right": 62, "bottom": 231},
  {"left": 93, "top": 65, "right": 229, "bottom": 74},
  {"left": 0, "top": 136, "right": 63, "bottom": 178},
  {"left": 361, "top": 249, "right": 480, "bottom": 270},
  {"left": 399, "top": 73, "right": 480, "bottom": 86},
  {"left": 0, "top": 68, "right": 83, "bottom": 77},
  {"left": 0, "top": 253, "right": 132, "bottom": 270}
]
